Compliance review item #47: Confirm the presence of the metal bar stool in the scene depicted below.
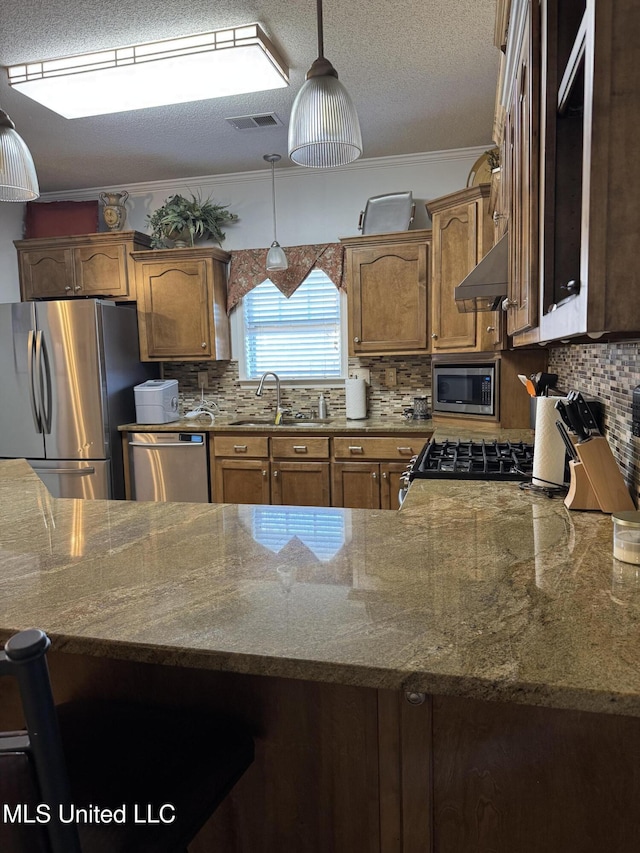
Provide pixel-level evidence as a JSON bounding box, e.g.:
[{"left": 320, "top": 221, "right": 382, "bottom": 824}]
[{"left": 0, "top": 629, "right": 254, "bottom": 853}]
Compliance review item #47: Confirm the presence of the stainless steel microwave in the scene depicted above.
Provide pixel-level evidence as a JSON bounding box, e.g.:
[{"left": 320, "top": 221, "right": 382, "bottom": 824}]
[{"left": 432, "top": 363, "right": 496, "bottom": 417}]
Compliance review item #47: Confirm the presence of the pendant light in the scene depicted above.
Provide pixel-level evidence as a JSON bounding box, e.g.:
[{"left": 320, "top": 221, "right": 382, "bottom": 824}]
[
  {"left": 288, "top": 0, "right": 362, "bottom": 168},
  {"left": 0, "top": 110, "right": 39, "bottom": 202},
  {"left": 264, "top": 154, "right": 288, "bottom": 271}
]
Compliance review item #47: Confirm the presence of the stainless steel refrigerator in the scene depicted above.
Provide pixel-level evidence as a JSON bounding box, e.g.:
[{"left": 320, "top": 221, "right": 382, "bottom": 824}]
[{"left": 0, "top": 299, "right": 158, "bottom": 499}]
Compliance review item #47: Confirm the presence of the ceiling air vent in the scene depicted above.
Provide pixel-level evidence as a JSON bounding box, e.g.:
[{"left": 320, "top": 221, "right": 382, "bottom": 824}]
[{"left": 225, "top": 113, "right": 284, "bottom": 131}]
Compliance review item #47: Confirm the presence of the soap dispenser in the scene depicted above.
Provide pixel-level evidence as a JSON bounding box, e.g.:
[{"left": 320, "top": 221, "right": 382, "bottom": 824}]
[{"left": 318, "top": 393, "right": 327, "bottom": 419}]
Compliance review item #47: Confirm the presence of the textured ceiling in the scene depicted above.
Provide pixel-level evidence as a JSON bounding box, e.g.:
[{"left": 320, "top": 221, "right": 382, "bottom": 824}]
[{"left": 0, "top": 0, "right": 499, "bottom": 193}]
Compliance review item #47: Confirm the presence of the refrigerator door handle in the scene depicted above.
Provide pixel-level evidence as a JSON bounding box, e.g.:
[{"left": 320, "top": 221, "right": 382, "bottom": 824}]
[
  {"left": 27, "top": 329, "right": 43, "bottom": 433},
  {"left": 36, "top": 466, "right": 96, "bottom": 476},
  {"left": 35, "top": 330, "right": 53, "bottom": 434}
]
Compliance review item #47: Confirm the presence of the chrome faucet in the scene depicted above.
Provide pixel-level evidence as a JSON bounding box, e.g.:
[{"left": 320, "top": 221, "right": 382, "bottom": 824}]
[{"left": 256, "top": 372, "right": 283, "bottom": 424}]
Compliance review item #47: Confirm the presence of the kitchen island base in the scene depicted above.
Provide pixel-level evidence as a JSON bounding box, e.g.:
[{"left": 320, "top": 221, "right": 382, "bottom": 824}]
[{"left": 2, "top": 651, "right": 640, "bottom": 853}]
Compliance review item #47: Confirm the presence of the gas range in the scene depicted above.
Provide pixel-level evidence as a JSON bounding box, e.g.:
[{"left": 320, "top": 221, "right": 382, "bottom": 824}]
[{"left": 406, "top": 438, "right": 534, "bottom": 482}]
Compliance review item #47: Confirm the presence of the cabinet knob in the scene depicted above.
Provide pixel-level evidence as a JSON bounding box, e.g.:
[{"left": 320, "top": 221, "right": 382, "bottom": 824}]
[
  {"left": 273, "top": 470, "right": 279, "bottom": 478},
  {"left": 486, "top": 326, "right": 496, "bottom": 333},
  {"left": 74, "top": 285, "right": 82, "bottom": 292},
  {"left": 64, "top": 285, "right": 72, "bottom": 292},
  {"left": 372, "top": 471, "right": 377, "bottom": 479},
  {"left": 501, "top": 298, "right": 518, "bottom": 311},
  {"left": 381, "top": 471, "right": 387, "bottom": 479},
  {"left": 353, "top": 336, "right": 360, "bottom": 343},
  {"left": 431, "top": 332, "right": 438, "bottom": 339},
  {"left": 262, "top": 470, "right": 267, "bottom": 477},
  {"left": 201, "top": 342, "right": 207, "bottom": 348}
]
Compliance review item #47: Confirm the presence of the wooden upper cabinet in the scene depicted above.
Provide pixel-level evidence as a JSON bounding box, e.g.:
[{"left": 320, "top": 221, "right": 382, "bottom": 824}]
[
  {"left": 427, "top": 185, "right": 502, "bottom": 353},
  {"left": 341, "top": 230, "right": 430, "bottom": 356},
  {"left": 498, "top": 0, "right": 640, "bottom": 343},
  {"left": 15, "top": 231, "right": 151, "bottom": 302},
  {"left": 132, "top": 247, "right": 231, "bottom": 362},
  {"left": 505, "top": 1, "right": 540, "bottom": 337}
]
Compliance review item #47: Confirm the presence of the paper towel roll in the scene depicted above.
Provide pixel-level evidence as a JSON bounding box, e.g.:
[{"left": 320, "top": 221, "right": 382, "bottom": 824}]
[
  {"left": 532, "top": 396, "right": 568, "bottom": 488},
  {"left": 345, "top": 379, "right": 367, "bottom": 419}
]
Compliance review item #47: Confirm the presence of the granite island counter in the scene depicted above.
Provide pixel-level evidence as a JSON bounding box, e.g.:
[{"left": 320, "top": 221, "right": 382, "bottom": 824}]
[{"left": 1, "top": 458, "right": 639, "bottom": 852}]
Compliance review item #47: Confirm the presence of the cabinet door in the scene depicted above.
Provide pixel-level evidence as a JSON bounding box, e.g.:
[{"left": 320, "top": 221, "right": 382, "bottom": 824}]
[
  {"left": 138, "top": 260, "right": 213, "bottom": 359},
  {"left": 431, "top": 201, "right": 479, "bottom": 351},
  {"left": 19, "top": 248, "right": 74, "bottom": 300},
  {"left": 348, "top": 242, "right": 428, "bottom": 354},
  {"left": 380, "top": 462, "right": 409, "bottom": 511},
  {"left": 73, "top": 242, "right": 129, "bottom": 298},
  {"left": 213, "top": 458, "right": 270, "bottom": 504},
  {"left": 331, "top": 462, "right": 380, "bottom": 509},
  {"left": 506, "top": 2, "right": 540, "bottom": 336},
  {"left": 272, "top": 462, "right": 331, "bottom": 506}
]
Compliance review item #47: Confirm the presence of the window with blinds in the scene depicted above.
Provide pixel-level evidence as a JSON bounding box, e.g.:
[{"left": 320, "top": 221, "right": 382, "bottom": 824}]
[{"left": 242, "top": 270, "right": 344, "bottom": 380}]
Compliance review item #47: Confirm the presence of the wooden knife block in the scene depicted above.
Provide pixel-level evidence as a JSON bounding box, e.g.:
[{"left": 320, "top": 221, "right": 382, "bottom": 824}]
[
  {"left": 564, "top": 460, "right": 601, "bottom": 511},
  {"left": 572, "top": 436, "right": 635, "bottom": 513}
]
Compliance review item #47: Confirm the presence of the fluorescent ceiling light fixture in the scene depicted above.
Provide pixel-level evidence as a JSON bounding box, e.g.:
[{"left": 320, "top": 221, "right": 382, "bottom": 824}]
[{"left": 7, "top": 24, "right": 289, "bottom": 119}]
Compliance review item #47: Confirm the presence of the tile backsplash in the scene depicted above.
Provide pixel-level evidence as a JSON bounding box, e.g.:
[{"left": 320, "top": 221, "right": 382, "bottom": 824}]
[
  {"left": 163, "top": 355, "right": 433, "bottom": 421},
  {"left": 164, "top": 340, "right": 640, "bottom": 501},
  {"left": 548, "top": 341, "right": 640, "bottom": 502}
]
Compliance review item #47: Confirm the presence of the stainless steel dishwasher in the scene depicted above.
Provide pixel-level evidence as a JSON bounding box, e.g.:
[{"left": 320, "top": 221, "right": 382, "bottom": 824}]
[{"left": 129, "top": 432, "right": 209, "bottom": 502}]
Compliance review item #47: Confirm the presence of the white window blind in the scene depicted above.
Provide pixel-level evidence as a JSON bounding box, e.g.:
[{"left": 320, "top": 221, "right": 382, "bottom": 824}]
[{"left": 243, "top": 270, "right": 343, "bottom": 379}]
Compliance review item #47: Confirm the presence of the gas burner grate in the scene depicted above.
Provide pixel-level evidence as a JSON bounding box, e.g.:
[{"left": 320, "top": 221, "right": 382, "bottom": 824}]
[{"left": 408, "top": 439, "right": 534, "bottom": 481}]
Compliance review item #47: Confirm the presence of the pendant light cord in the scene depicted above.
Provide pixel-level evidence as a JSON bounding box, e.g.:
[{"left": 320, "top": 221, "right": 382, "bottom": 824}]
[
  {"left": 316, "top": 0, "right": 324, "bottom": 59},
  {"left": 270, "top": 159, "right": 278, "bottom": 244}
]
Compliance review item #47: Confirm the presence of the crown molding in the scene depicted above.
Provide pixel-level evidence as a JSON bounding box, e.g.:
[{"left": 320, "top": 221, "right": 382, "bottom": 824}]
[{"left": 39, "top": 145, "right": 491, "bottom": 201}]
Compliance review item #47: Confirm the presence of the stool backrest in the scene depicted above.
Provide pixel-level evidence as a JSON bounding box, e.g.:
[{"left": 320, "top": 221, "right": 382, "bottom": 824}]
[{"left": 0, "top": 629, "right": 83, "bottom": 853}]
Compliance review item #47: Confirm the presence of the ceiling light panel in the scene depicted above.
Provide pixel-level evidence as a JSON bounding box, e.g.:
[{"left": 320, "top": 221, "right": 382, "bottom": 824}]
[{"left": 7, "top": 25, "right": 289, "bottom": 119}]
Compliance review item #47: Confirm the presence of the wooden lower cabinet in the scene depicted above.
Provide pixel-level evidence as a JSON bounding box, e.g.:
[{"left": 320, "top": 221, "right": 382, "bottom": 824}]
[
  {"left": 213, "top": 458, "right": 270, "bottom": 504},
  {"left": 8, "top": 654, "right": 640, "bottom": 853},
  {"left": 332, "top": 461, "right": 381, "bottom": 509},
  {"left": 272, "top": 461, "right": 331, "bottom": 506},
  {"left": 209, "top": 431, "right": 430, "bottom": 509},
  {"left": 211, "top": 435, "right": 270, "bottom": 504}
]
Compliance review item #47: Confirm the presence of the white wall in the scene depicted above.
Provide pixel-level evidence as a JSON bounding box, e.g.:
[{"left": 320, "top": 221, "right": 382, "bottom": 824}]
[{"left": 0, "top": 146, "right": 487, "bottom": 301}]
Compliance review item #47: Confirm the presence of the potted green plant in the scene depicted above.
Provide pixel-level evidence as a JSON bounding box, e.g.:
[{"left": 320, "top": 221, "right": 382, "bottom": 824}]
[{"left": 146, "top": 192, "right": 238, "bottom": 249}]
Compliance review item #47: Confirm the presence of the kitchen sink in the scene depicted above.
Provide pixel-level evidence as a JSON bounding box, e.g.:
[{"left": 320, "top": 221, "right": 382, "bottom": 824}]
[{"left": 228, "top": 419, "right": 333, "bottom": 427}]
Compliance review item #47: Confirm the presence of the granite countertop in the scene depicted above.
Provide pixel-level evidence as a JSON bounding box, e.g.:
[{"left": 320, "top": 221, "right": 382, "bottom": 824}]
[
  {"left": 1, "top": 458, "right": 636, "bottom": 717},
  {"left": 118, "top": 415, "right": 533, "bottom": 443}
]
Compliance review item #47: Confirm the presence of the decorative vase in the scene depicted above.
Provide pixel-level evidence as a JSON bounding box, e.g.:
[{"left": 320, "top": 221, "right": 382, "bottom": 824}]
[
  {"left": 99, "top": 191, "right": 128, "bottom": 231},
  {"left": 165, "top": 226, "right": 193, "bottom": 248}
]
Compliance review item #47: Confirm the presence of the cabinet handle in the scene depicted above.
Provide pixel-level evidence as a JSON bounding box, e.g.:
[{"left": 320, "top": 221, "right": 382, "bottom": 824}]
[
  {"left": 293, "top": 445, "right": 308, "bottom": 453},
  {"left": 397, "top": 447, "right": 412, "bottom": 454},
  {"left": 486, "top": 326, "right": 496, "bottom": 333},
  {"left": 501, "top": 298, "right": 518, "bottom": 311},
  {"left": 74, "top": 285, "right": 82, "bottom": 292},
  {"left": 348, "top": 446, "right": 364, "bottom": 453},
  {"left": 353, "top": 336, "right": 360, "bottom": 343},
  {"left": 431, "top": 332, "right": 438, "bottom": 339},
  {"left": 64, "top": 285, "right": 72, "bottom": 292},
  {"left": 233, "top": 445, "right": 248, "bottom": 452},
  {"left": 201, "top": 342, "right": 207, "bottom": 348}
]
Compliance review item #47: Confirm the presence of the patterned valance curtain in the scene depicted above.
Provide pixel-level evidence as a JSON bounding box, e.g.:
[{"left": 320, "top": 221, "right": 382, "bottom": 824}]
[{"left": 227, "top": 243, "right": 345, "bottom": 313}]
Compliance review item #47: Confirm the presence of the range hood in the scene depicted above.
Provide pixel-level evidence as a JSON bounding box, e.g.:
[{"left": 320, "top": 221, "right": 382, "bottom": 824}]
[{"left": 454, "top": 233, "right": 508, "bottom": 313}]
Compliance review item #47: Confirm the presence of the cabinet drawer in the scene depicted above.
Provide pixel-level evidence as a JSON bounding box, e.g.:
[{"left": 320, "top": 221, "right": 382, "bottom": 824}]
[
  {"left": 213, "top": 435, "right": 269, "bottom": 457},
  {"left": 333, "top": 436, "right": 430, "bottom": 460},
  {"left": 271, "top": 436, "right": 330, "bottom": 458}
]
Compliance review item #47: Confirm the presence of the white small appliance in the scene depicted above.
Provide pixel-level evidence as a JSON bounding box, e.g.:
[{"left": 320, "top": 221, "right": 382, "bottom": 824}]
[{"left": 134, "top": 379, "right": 180, "bottom": 424}]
